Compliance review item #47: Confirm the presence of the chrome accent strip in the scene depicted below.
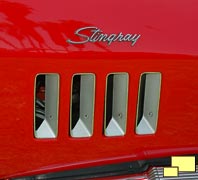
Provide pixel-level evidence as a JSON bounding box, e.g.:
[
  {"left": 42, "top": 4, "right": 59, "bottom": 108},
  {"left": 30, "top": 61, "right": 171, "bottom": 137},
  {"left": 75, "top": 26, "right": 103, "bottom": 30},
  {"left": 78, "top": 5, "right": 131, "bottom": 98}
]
[{"left": 148, "top": 166, "right": 198, "bottom": 180}]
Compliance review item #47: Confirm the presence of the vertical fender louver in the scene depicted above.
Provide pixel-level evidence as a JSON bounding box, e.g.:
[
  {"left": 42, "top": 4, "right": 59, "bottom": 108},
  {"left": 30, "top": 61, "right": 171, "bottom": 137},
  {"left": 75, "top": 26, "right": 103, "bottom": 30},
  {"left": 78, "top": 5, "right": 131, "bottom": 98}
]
[
  {"left": 70, "top": 74, "right": 95, "bottom": 137},
  {"left": 34, "top": 74, "right": 59, "bottom": 138},
  {"left": 104, "top": 73, "right": 129, "bottom": 136},
  {"left": 136, "top": 72, "right": 161, "bottom": 134}
]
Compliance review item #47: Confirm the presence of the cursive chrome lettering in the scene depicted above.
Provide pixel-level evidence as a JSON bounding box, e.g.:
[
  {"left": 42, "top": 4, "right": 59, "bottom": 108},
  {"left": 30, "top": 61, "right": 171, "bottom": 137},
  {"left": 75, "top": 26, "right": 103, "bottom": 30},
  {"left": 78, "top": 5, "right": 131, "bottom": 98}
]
[{"left": 67, "top": 26, "right": 141, "bottom": 46}]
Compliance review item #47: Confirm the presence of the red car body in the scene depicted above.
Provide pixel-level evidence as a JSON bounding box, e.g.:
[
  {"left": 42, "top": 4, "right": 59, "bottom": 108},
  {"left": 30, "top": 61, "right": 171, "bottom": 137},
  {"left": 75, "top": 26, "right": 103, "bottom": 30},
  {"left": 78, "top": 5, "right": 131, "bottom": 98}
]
[{"left": 0, "top": 0, "right": 198, "bottom": 179}]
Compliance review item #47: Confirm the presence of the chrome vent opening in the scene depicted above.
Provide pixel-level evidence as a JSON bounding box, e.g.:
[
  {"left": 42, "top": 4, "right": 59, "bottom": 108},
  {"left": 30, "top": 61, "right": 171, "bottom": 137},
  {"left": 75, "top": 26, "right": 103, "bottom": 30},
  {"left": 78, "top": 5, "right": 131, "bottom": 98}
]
[
  {"left": 136, "top": 72, "right": 161, "bottom": 135},
  {"left": 70, "top": 74, "right": 95, "bottom": 137},
  {"left": 34, "top": 74, "right": 59, "bottom": 138},
  {"left": 104, "top": 73, "right": 129, "bottom": 136}
]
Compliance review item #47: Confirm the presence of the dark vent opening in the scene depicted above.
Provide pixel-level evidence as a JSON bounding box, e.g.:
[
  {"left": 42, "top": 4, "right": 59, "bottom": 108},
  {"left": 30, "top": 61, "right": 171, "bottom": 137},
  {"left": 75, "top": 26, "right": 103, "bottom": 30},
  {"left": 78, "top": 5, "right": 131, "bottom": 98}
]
[
  {"left": 35, "top": 75, "right": 45, "bottom": 130},
  {"left": 137, "top": 74, "right": 146, "bottom": 126},
  {"left": 71, "top": 75, "right": 81, "bottom": 129},
  {"left": 105, "top": 74, "right": 114, "bottom": 127}
]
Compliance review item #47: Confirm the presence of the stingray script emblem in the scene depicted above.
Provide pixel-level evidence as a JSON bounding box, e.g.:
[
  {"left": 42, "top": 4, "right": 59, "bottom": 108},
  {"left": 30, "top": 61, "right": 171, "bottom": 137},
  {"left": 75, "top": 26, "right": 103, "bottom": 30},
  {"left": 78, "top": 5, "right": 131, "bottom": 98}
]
[{"left": 67, "top": 26, "right": 141, "bottom": 46}]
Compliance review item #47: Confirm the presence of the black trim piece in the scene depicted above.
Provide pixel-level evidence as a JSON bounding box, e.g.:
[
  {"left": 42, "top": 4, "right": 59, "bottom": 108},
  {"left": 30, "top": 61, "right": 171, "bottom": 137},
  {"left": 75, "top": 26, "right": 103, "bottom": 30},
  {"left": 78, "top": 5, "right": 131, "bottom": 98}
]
[
  {"left": 12, "top": 155, "right": 198, "bottom": 180},
  {"left": 13, "top": 157, "right": 170, "bottom": 180}
]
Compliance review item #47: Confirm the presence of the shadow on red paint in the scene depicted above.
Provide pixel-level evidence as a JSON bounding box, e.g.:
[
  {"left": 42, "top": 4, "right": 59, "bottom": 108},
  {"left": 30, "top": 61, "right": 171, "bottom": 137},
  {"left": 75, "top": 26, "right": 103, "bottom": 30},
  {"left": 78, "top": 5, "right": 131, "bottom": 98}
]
[{"left": 0, "top": 0, "right": 109, "bottom": 52}]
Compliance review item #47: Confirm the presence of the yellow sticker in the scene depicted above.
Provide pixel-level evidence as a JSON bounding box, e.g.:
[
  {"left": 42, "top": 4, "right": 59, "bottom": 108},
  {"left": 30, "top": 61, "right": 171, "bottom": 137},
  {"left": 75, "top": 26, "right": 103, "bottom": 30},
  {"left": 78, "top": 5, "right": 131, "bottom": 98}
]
[
  {"left": 164, "top": 167, "right": 178, "bottom": 177},
  {"left": 172, "top": 156, "right": 195, "bottom": 172}
]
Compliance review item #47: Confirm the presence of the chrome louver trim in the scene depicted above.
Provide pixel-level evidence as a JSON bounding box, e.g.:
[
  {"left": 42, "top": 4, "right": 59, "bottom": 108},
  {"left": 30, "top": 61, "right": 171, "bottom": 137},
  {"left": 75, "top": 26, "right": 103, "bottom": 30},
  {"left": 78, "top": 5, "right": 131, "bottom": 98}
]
[
  {"left": 136, "top": 73, "right": 161, "bottom": 135},
  {"left": 34, "top": 74, "right": 60, "bottom": 138},
  {"left": 70, "top": 74, "right": 95, "bottom": 137},
  {"left": 104, "top": 73, "right": 129, "bottom": 136}
]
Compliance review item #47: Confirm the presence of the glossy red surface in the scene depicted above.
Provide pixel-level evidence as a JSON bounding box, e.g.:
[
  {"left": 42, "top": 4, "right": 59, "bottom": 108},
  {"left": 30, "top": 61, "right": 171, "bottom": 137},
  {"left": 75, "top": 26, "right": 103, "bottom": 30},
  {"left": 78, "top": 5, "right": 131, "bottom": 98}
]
[{"left": 0, "top": 0, "right": 198, "bottom": 179}]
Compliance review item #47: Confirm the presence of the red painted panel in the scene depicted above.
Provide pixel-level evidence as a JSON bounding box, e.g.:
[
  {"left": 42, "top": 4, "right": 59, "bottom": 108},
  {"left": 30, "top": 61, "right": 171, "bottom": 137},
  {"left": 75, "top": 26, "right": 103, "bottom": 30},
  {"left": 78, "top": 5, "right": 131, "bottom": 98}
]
[
  {"left": 0, "top": 57, "right": 197, "bottom": 178},
  {"left": 0, "top": 0, "right": 198, "bottom": 55},
  {"left": 0, "top": 0, "right": 198, "bottom": 179}
]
